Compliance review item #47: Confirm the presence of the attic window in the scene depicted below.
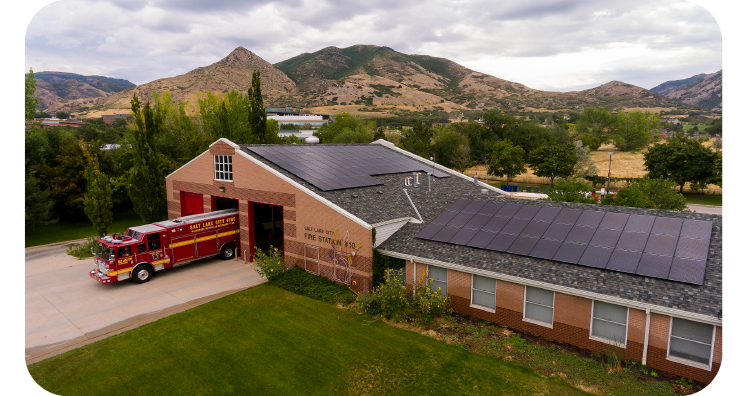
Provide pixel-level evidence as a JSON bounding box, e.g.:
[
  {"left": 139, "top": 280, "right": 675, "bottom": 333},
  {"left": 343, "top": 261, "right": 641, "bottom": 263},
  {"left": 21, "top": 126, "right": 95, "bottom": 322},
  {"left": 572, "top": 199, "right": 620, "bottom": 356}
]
[{"left": 214, "top": 155, "right": 233, "bottom": 181}]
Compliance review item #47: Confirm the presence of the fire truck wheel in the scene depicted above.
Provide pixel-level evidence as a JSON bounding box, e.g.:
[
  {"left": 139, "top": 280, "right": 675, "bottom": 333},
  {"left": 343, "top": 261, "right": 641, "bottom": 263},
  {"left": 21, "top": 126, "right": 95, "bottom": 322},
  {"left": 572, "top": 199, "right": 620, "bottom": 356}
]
[
  {"left": 132, "top": 264, "right": 154, "bottom": 284},
  {"left": 219, "top": 243, "right": 235, "bottom": 260}
]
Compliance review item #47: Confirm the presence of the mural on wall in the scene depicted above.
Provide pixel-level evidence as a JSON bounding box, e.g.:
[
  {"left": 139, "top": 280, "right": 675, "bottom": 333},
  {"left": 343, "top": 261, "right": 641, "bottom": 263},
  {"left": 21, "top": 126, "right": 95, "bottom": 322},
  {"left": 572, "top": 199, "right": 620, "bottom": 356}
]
[
  {"left": 303, "top": 225, "right": 363, "bottom": 285},
  {"left": 329, "top": 229, "right": 361, "bottom": 285}
]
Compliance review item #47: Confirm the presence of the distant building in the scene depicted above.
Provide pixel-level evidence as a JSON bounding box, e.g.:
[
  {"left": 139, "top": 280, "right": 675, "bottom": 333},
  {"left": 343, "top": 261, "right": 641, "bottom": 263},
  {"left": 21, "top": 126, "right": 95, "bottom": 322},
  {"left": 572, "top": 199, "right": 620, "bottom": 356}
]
[
  {"left": 277, "top": 130, "right": 316, "bottom": 141},
  {"left": 265, "top": 107, "right": 302, "bottom": 116},
  {"left": 269, "top": 114, "right": 328, "bottom": 129},
  {"left": 36, "top": 118, "right": 85, "bottom": 128},
  {"left": 662, "top": 118, "right": 681, "bottom": 125},
  {"left": 102, "top": 113, "right": 133, "bottom": 124}
]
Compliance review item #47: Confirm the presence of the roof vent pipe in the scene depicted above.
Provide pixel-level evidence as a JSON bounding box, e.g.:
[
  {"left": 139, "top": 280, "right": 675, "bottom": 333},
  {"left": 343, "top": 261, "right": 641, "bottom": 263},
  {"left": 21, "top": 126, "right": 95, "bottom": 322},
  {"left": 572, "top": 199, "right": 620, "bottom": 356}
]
[
  {"left": 305, "top": 136, "right": 319, "bottom": 144},
  {"left": 473, "top": 174, "right": 479, "bottom": 185}
]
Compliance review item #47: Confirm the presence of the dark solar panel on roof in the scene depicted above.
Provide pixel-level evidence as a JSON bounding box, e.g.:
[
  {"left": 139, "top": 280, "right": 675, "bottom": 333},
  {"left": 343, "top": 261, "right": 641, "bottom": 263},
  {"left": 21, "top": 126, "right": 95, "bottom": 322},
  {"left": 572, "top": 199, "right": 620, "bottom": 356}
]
[
  {"left": 414, "top": 199, "right": 712, "bottom": 285},
  {"left": 244, "top": 145, "right": 449, "bottom": 191}
]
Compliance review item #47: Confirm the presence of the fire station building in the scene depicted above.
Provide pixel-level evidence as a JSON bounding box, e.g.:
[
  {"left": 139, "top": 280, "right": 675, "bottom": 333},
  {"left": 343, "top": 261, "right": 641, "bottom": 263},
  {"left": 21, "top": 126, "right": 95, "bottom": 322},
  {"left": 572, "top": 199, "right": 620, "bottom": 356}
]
[{"left": 166, "top": 138, "right": 722, "bottom": 384}]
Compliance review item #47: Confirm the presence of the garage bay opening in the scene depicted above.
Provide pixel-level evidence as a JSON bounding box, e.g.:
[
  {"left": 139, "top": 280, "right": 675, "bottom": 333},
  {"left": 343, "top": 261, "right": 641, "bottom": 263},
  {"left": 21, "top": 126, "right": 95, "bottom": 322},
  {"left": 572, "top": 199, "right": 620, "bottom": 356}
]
[{"left": 252, "top": 203, "right": 283, "bottom": 253}]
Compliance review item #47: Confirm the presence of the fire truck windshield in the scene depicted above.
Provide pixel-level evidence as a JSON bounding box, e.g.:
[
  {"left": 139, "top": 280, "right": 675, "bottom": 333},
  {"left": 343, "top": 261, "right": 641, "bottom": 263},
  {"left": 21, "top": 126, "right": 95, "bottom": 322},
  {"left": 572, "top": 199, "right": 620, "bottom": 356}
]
[
  {"left": 126, "top": 229, "right": 141, "bottom": 240},
  {"left": 96, "top": 244, "right": 116, "bottom": 261}
]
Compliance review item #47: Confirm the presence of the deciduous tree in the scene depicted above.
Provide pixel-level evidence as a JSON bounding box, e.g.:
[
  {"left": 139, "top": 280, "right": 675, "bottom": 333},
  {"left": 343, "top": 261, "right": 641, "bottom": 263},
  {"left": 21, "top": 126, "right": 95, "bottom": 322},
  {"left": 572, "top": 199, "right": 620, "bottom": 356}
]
[
  {"left": 572, "top": 140, "right": 599, "bottom": 178},
  {"left": 402, "top": 120, "right": 434, "bottom": 159},
  {"left": 576, "top": 107, "right": 613, "bottom": 144},
  {"left": 25, "top": 172, "right": 57, "bottom": 231},
  {"left": 643, "top": 133, "right": 721, "bottom": 192},
  {"left": 83, "top": 143, "right": 114, "bottom": 236},
  {"left": 547, "top": 178, "right": 597, "bottom": 204},
  {"left": 527, "top": 144, "right": 577, "bottom": 187},
  {"left": 601, "top": 177, "right": 687, "bottom": 211},
  {"left": 488, "top": 140, "right": 526, "bottom": 183},
  {"left": 610, "top": 110, "right": 659, "bottom": 151}
]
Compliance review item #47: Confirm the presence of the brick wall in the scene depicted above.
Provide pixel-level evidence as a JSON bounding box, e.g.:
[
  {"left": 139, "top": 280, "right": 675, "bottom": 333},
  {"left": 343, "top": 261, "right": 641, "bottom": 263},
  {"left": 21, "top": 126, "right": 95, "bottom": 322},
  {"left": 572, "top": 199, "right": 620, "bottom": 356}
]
[
  {"left": 165, "top": 141, "right": 373, "bottom": 293},
  {"left": 405, "top": 263, "right": 721, "bottom": 384}
]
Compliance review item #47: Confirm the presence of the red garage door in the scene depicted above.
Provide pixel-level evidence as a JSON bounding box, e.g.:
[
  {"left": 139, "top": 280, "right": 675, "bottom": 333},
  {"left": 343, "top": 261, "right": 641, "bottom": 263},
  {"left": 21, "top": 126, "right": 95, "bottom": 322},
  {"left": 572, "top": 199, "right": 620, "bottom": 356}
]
[{"left": 181, "top": 192, "right": 204, "bottom": 216}]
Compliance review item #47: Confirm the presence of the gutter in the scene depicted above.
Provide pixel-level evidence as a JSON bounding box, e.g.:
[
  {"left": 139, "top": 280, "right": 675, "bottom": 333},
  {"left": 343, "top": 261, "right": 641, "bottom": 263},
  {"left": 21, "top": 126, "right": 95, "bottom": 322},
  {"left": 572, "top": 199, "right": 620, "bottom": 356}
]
[
  {"left": 643, "top": 308, "right": 651, "bottom": 365},
  {"left": 377, "top": 249, "right": 722, "bottom": 327}
]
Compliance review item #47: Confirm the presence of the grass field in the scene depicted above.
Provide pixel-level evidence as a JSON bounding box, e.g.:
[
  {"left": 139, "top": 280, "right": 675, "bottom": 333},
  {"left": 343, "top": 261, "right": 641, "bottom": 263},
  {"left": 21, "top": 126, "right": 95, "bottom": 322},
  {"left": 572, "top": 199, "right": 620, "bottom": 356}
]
[
  {"left": 24, "top": 211, "right": 143, "bottom": 248},
  {"left": 683, "top": 194, "right": 722, "bottom": 206},
  {"left": 27, "top": 285, "right": 583, "bottom": 396}
]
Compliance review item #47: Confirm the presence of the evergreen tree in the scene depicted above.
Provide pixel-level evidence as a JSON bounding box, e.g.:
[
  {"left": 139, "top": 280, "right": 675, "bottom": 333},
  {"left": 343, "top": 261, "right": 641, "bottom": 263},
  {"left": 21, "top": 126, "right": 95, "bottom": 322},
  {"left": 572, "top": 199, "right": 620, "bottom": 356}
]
[
  {"left": 25, "top": 68, "right": 39, "bottom": 120},
  {"left": 25, "top": 172, "right": 57, "bottom": 231},
  {"left": 127, "top": 93, "right": 166, "bottom": 223},
  {"left": 83, "top": 143, "right": 114, "bottom": 236},
  {"left": 248, "top": 71, "right": 269, "bottom": 143}
]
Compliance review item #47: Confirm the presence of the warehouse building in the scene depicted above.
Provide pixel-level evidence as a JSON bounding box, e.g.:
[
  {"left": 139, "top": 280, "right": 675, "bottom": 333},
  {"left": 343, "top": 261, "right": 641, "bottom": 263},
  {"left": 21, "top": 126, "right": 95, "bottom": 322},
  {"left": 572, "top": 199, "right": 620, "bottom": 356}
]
[{"left": 166, "top": 138, "right": 722, "bottom": 384}]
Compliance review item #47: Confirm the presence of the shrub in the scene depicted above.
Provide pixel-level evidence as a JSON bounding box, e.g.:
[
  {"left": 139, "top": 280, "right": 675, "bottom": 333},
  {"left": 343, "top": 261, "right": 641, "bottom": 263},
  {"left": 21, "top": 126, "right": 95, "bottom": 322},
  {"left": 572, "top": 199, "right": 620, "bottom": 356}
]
[
  {"left": 359, "top": 269, "right": 411, "bottom": 320},
  {"left": 412, "top": 270, "right": 452, "bottom": 323},
  {"left": 547, "top": 178, "right": 597, "bottom": 204},
  {"left": 252, "top": 245, "right": 286, "bottom": 281},
  {"left": 601, "top": 177, "right": 687, "bottom": 211},
  {"left": 66, "top": 236, "right": 99, "bottom": 260}
]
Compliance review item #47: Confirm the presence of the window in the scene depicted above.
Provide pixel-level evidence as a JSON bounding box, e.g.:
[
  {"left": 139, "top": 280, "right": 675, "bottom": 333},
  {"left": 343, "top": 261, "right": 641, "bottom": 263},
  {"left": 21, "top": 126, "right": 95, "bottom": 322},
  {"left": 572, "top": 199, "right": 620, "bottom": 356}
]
[
  {"left": 590, "top": 301, "right": 628, "bottom": 346},
  {"left": 214, "top": 155, "right": 233, "bottom": 181},
  {"left": 147, "top": 234, "right": 161, "bottom": 251},
  {"left": 668, "top": 317, "right": 715, "bottom": 367},
  {"left": 427, "top": 265, "right": 447, "bottom": 295},
  {"left": 524, "top": 286, "right": 554, "bottom": 326},
  {"left": 471, "top": 275, "right": 496, "bottom": 310},
  {"left": 138, "top": 243, "right": 146, "bottom": 254}
]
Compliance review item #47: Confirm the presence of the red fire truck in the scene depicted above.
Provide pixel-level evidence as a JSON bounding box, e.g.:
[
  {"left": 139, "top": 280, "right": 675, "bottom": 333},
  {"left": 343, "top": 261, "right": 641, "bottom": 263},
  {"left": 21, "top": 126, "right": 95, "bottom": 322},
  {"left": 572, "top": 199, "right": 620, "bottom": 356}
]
[{"left": 90, "top": 209, "right": 240, "bottom": 284}]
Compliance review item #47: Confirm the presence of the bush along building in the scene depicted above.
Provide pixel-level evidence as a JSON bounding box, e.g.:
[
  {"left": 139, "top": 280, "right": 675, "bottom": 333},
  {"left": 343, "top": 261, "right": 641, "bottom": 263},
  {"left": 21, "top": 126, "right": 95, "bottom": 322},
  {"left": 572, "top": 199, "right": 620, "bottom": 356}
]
[{"left": 167, "top": 138, "right": 721, "bottom": 384}]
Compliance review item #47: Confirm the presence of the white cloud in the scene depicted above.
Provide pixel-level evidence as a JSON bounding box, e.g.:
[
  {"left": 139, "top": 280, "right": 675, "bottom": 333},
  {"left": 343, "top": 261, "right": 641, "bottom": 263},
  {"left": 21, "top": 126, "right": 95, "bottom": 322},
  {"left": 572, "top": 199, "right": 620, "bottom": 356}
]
[{"left": 24, "top": 0, "right": 722, "bottom": 90}]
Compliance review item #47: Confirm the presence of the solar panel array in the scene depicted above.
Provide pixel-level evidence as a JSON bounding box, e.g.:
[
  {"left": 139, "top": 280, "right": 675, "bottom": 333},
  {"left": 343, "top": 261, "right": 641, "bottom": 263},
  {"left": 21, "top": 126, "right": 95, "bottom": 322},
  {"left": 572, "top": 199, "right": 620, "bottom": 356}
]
[
  {"left": 245, "top": 145, "right": 449, "bottom": 191},
  {"left": 416, "top": 199, "right": 712, "bottom": 285}
]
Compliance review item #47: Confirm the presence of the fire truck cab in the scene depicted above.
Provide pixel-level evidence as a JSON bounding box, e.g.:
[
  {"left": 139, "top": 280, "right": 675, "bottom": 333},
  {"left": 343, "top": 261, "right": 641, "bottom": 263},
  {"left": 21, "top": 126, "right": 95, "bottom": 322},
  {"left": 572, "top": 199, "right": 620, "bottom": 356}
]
[{"left": 90, "top": 209, "right": 240, "bottom": 284}]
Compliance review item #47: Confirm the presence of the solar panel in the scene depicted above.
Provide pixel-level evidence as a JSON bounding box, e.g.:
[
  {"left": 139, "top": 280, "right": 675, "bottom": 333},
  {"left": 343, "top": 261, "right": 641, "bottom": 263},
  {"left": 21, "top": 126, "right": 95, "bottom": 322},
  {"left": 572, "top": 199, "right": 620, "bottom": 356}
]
[
  {"left": 553, "top": 242, "right": 588, "bottom": 264},
  {"left": 244, "top": 145, "right": 449, "bottom": 191},
  {"left": 636, "top": 253, "right": 673, "bottom": 278},
  {"left": 565, "top": 226, "right": 596, "bottom": 245},
  {"left": 414, "top": 199, "right": 712, "bottom": 285},
  {"left": 578, "top": 245, "right": 614, "bottom": 268},
  {"left": 668, "top": 257, "right": 707, "bottom": 285},
  {"left": 606, "top": 249, "right": 643, "bottom": 274}
]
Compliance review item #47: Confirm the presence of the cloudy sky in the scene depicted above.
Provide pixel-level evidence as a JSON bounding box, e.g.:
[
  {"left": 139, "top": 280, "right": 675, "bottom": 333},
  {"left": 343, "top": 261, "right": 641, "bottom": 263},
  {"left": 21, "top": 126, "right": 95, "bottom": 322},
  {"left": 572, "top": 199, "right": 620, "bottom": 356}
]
[{"left": 23, "top": 0, "right": 722, "bottom": 92}]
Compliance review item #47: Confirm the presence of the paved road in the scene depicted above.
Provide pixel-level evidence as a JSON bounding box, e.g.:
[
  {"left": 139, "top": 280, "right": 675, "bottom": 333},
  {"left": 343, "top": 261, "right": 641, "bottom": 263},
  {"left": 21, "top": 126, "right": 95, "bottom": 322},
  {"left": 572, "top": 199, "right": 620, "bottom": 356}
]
[
  {"left": 686, "top": 204, "right": 722, "bottom": 215},
  {"left": 25, "top": 243, "right": 265, "bottom": 363}
]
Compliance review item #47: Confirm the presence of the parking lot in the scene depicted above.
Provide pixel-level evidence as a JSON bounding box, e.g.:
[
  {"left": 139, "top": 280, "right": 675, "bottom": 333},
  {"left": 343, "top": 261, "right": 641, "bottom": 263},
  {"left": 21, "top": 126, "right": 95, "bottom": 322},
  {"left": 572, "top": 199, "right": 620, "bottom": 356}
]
[{"left": 25, "top": 243, "right": 265, "bottom": 363}]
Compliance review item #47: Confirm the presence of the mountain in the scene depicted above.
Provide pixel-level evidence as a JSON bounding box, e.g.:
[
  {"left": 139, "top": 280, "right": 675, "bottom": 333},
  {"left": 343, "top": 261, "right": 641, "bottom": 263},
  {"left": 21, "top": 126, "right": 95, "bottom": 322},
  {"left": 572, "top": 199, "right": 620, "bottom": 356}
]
[
  {"left": 29, "top": 71, "right": 136, "bottom": 110},
  {"left": 650, "top": 70, "right": 722, "bottom": 111},
  {"left": 47, "top": 45, "right": 699, "bottom": 117}
]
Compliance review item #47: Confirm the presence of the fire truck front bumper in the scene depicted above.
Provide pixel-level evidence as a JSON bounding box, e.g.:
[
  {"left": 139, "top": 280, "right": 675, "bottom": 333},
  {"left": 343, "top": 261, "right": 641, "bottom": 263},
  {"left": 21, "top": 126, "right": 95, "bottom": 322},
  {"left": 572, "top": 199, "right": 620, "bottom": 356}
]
[{"left": 90, "top": 269, "right": 115, "bottom": 284}]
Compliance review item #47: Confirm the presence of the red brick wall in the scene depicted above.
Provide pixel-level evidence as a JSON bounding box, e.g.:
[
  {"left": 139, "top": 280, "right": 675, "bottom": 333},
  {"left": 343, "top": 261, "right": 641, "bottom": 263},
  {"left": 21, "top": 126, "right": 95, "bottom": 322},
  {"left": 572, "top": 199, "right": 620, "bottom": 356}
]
[
  {"left": 404, "top": 263, "right": 721, "bottom": 384},
  {"left": 166, "top": 141, "right": 373, "bottom": 292}
]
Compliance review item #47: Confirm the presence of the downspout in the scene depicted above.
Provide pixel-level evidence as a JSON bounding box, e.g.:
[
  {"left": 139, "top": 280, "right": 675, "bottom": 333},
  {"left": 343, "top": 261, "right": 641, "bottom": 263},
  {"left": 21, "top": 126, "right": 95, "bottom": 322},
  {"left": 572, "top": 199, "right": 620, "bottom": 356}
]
[
  {"left": 412, "top": 259, "right": 417, "bottom": 297},
  {"left": 642, "top": 308, "right": 651, "bottom": 365}
]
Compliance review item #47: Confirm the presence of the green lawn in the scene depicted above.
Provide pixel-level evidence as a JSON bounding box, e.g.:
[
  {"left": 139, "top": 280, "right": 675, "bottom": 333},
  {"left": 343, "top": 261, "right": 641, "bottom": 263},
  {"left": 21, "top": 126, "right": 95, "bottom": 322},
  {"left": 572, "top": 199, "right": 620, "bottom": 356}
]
[
  {"left": 25, "top": 211, "right": 143, "bottom": 248},
  {"left": 683, "top": 193, "right": 722, "bottom": 206},
  {"left": 28, "top": 285, "right": 584, "bottom": 396}
]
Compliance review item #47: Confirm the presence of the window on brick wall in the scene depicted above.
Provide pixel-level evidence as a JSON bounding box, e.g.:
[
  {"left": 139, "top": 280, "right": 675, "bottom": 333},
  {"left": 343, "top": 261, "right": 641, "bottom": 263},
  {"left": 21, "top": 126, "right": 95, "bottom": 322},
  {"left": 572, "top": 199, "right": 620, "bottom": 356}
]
[
  {"left": 590, "top": 301, "right": 628, "bottom": 346},
  {"left": 668, "top": 317, "right": 715, "bottom": 367},
  {"left": 214, "top": 155, "right": 233, "bottom": 181},
  {"left": 427, "top": 265, "right": 447, "bottom": 295},
  {"left": 471, "top": 275, "right": 496, "bottom": 310},
  {"left": 523, "top": 286, "right": 554, "bottom": 326}
]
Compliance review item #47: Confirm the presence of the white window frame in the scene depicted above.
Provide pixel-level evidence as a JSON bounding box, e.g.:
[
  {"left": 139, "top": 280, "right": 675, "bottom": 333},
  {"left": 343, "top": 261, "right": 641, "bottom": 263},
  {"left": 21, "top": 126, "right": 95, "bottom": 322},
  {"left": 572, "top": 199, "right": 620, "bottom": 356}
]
[
  {"left": 214, "top": 155, "right": 233, "bottom": 181},
  {"left": 523, "top": 285, "right": 555, "bottom": 328},
  {"left": 470, "top": 274, "right": 496, "bottom": 313},
  {"left": 426, "top": 265, "right": 447, "bottom": 295},
  {"left": 589, "top": 300, "right": 629, "bottom": 348},
  {"left": 666, "top": 316, "right": 716, "bottom": 370}
]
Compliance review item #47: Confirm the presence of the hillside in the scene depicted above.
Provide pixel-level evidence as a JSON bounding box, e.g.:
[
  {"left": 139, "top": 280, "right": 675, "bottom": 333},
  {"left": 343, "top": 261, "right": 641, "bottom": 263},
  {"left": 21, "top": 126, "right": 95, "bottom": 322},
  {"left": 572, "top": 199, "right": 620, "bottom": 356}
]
[
  {"left": 46, "top": 45, "right": 699, "bottom": 117},
  {"left": 650, "top": 70, "right": 722, "bottom": 111},
  {"left": 29, "top": 71, "right": 135, "bottom": 111}
]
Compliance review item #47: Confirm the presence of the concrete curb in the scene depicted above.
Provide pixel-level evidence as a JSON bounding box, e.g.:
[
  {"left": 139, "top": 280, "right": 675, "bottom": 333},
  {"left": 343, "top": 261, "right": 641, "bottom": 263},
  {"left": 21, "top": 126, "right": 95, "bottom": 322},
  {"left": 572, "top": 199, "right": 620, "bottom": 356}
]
[{"left": 25, "top": 238, "right": 91, "bottom": 251}]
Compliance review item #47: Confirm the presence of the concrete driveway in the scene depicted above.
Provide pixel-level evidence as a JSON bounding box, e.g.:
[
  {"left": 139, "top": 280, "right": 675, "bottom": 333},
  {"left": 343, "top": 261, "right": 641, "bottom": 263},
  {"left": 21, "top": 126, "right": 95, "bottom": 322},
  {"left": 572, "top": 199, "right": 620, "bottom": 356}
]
[
  {"left": 26, "top": 243, "right": 265, "bottom": 363},
  {"left": 686, "top": 204, "right": 722, "bottom": 215}
]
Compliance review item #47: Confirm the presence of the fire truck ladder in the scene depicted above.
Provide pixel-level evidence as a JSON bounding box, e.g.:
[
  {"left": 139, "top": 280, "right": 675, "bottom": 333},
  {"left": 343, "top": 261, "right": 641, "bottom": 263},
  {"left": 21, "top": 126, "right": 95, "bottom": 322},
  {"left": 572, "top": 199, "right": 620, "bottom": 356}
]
[{"left": 303, "top": 244, "right": 320, "bottom": 275}]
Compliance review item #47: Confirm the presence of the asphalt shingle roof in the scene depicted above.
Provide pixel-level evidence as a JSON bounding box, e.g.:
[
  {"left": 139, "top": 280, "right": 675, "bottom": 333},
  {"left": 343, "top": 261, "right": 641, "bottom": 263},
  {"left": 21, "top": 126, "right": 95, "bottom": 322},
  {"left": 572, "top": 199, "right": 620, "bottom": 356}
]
[{"left": 240, "top": 143, "right": 722, "bottom": 319}]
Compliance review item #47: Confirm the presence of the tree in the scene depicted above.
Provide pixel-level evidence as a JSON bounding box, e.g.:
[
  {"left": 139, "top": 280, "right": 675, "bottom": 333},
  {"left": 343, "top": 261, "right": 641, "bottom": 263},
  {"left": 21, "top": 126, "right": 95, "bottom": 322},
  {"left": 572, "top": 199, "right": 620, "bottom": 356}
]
[
  {"left": 25, "top": 172, "right": 57, "bottom": 231},
  {"left": 402, "top": 120, "right": 434, "bottom": 158},
  {"left": 576, "top": 107, "right": 613, "bottom": 144},
  {"left": 547, "top": 178, "right": 597, "bottom": 204},
  {"left": 25, "top": 68, "right": 39, "bottom": 120},
  {"left": 127, "top": 94, "right": 167, "bottom": 223},
  {"left": 451, "top": 144, "right": 471, "bottom": 173},
  {"left": 488, "top": 140, "right": 526, "bottom": 183},
  {"left": 248, "top": 71, "right": 269, "bottom": 143},
  {"left": 643, "top": 133, "right": 721, "bottom": 193},
  {"left": 432, "top": 126, "right": 468, "bottom": 169},
  {"left": 314, "top": 113, "right": 373, "bottom": 143},
  {"left": 527, "top": 144, "right": 577, "bottom": 187},
  {"left": 83, "top": 143, "right": 114, "bottom": 236},
  {"left": 373, "top": 127, "right": 386, "bottom": 141},
  {"left": 706, "top": 117, "right": 722, "bottom": 136},
  {"left": 610, "top": 110, "right": 660, "bottom": 151},
  {"left": 572, "top": 140, "right": 599, "bottom": 178},
  {"left": 601, "top": 177, "right": 687, "bottom": 211}
]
